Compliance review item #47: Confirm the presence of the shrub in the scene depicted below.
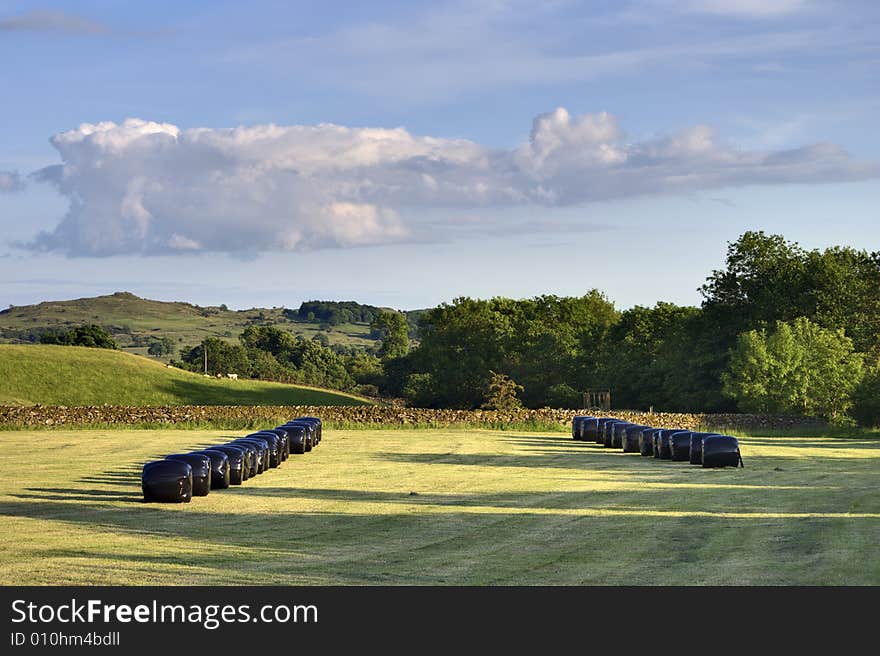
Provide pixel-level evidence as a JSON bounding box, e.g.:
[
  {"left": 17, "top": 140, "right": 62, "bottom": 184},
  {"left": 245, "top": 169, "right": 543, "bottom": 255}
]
[
  {"left": 852, "top": 367, "right": 880, "bottom": 427},
  {"left": 481, "top": 372, "right": 523, "bottom": 411}
]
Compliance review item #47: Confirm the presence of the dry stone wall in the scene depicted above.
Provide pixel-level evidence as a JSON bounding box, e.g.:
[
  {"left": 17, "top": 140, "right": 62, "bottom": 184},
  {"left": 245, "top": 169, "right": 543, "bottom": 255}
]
[{"left": 0, "top": 404, "right": 826, "bottom": 432}]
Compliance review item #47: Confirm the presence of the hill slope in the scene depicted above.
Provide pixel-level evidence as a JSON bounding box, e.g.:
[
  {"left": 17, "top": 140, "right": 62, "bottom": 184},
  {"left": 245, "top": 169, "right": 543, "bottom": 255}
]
[
  {"left": 0, "top": 291, "right": 377, "bottom": 356},
  {"left": 0, "top": 344, "right": 372, "bottom": 406}
]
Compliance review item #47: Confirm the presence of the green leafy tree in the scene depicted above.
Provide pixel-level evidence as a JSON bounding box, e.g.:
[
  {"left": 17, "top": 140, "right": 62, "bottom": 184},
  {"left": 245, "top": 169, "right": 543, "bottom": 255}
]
[
  {"left": 851, "top": 366, "right": 880, "bottom": 427},
  {"left": 240, "top": 325, "right": 297, "bottom": 358},
  {"left": 39, "top": 324, "right": 118, "bottom": 349},
  {"left": 387, "top": 293, "right": 617, "bottom": 409},
  {"left": 147, "top": 336, "right": 176, "bottom": 357},
  {"left": 544, "top": 383, "right": 580, "bottom": 409},
  {"left": 722, "top": 317, "right": 863, "bottom": 417},
  {"left": 183, "top": 338, "right": 250, "bottom": 376},
  {"left": 246, "top": 348, "right": 292, "bottom": 381},
  {"left": 402, "top": 373, "right": 437, "bottom": 407},
  {"left": 481, "top": 371, "right": 524, "bottom": 410},
  {"left": 595, "top": 303, "right": 701, "bottom": 410},
  {"left": 371, "top": 311, "right": 410, "bottom": 359}
]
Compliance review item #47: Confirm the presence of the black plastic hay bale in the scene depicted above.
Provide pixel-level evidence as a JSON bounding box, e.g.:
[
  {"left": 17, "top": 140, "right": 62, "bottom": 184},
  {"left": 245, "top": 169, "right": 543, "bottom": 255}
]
[
  {"left": 651, "top": 429, "right": 664, "bottom": 458},
  {"left": 231, "top": 438, "right": 269, "bottom": 474},
  {"left": 261, "top": 428, "right": 290, "bottom": 461},
  {"left": 196, "top": 449, "right": 230, "bottom": 489},
  {"left": 294, "top": 416, "right": 323, "bottom": 443},
  {"left": 243, "top": 437, "right": 271, "bottom": 473},
  {"left": 639, "top": 427, "right": 656, "bottom": 456},
  {"left": 229, "top": 440, "right": 261, "bottom": 475},
  {"left": 283, "top": 421, "right": 315, "bottom": 451},
  {"left": 622, "top": 425, "right": 647, "bottom": 453},
  {"left": 669, "top": 431, "right": 695, "bottom": 461},
  {"left": 603, "top": 420, "right": 624, "bottom": 448},
  {"left": 571, "top": 416, "right": 589, "bottom": 440},
  {"left": 279, "top": 424, "right": 307, "bottom": 454},
  {"left": 689, "top": 432, "right": 721, "bottom": 465},
  {"left": 582, "top": 417, "right": 600, "bottom": 442},
  {"left": 211, "top": 445, "right": 248, "bottom": 484},
  {"left": 247, "top": 431, "right": 282, "bottom": 468},
  {"left": 702, "top": 435, "right": 744, "bottom": 468},
  {"left": 655, "top": 429, "right": 678, "bottom": 459},
  {"left": 226, "top": 440, "right": 259, "bottom": 477},
  {"left": 612, "top": 422, "right": 632, "bottom": 449},
  {"left": 142, "top": 460, "right": 192, "bottom": 503},
  {"left": 165, "top": 453, "right": 211, "bottom": 496},
  {"left": 596, "top": 418, "right": 616, "bottom": 445},
  {"left": 291, "top": 417, "right": 321, "bottom": 446}
]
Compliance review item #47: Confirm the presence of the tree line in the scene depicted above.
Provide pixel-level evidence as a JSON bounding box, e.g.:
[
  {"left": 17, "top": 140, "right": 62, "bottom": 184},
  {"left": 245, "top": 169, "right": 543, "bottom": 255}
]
[{"left": 379, "top": 232, "right": 879, "bottom": 425}]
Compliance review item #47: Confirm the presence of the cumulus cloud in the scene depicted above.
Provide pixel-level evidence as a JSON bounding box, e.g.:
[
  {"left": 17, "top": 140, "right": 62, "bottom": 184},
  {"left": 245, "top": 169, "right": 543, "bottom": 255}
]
[
  {"left": 0, "top": 171, "right": 24, "bottom": 192},
  {"left": 24, "top": 110, "right": 879, "bottom": 256},
  {"left": 671, "top": 0, "right": 811, "bottom": 18},
  {"left": 0, "top": 11, "right": 107, "bottom": 33}
]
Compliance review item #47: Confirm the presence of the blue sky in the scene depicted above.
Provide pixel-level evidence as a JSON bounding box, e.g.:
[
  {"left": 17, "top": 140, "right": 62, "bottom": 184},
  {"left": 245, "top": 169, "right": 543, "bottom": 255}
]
[{"left": 1, "top": 0, "right": 878, "bottom": 310}]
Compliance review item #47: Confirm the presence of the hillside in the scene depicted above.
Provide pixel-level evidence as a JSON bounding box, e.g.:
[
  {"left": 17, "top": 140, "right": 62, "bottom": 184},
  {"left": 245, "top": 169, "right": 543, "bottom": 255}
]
[
  {"left": 0, "top": 344, "right": 373, "bottom": 406},
  {"left": 0, "top": 291, "right": 378, "bottom": 358}
]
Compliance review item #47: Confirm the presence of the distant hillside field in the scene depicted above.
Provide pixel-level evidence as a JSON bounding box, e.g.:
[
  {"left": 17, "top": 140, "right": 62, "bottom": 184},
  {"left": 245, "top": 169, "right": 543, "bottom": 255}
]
[
  {"left": 0, "top": 344, "right": 373, "bottom": 407},
  {"left": 0, "top": 291, "right": 378, "bottom": 357}
]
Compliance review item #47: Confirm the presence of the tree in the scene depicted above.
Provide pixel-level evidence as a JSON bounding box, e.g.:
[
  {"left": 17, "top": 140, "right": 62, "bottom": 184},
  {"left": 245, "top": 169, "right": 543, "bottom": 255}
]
[
  {"left": 39, "top": 324, "right": 117, "bottom": 349},
  {"left": 371, "top": 311, "right": 410, "bottom": 359},
  {"left": 147, "top": 336, "right": 176, "bottom": 357},
  {"left": 852, "top": 366, "right": 880, "bottom": 427},
  {"left": 402, "top": 373, "right": 437, "bottom": 407},
  {"left": 384, "top": 293, "right": 617, "bottom": 409},
  {"left": 183, "top": 338, "right": 250, "bottom": 375},
  {"left": 544, "top": 383, "right": 579, "bottom": 409},
  {"left": 481, "top": 372, "right": 524, "bottom": 410},
  {"left": 722, "top": 317, "right": 864, "bottom": 417},
  {"left": 595, "top": 303, "right": 701, "bottom": 410}
]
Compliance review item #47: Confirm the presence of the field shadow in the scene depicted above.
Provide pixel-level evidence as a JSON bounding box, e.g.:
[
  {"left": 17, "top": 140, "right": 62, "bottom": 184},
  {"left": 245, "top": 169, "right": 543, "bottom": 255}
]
[
  {"left": 737, "top": 437, "right": 880, "bottom": 451},
  {"left": 15, "top": 487, "right": 143, "bottom": 503}
]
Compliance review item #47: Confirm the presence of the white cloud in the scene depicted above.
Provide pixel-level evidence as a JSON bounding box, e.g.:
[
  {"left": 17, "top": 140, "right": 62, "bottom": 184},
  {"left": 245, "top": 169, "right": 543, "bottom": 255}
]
[
  {"left": 672, "top": 0, "right": 811, "bottom": 18},
  {"left": 0, "top": 11, "right": 107, "bottom": 34},
  {"left": 0, "top": 171, "right": 24, "bottom": 192},
  {"left": 23, "top": 111, "right": 879, "bottom": 256}
]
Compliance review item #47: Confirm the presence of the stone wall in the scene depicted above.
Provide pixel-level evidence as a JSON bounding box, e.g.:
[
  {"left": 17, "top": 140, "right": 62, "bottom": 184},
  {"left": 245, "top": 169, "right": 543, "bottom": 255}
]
[{"left": 0, "top": 404, "right": 826, "bottom": 432}]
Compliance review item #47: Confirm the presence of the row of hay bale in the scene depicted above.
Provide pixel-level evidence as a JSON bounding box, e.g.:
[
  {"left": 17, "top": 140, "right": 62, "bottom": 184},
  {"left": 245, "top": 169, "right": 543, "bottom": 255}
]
[
  {"left": 571, "top": 416, "right": 743, "bottom": 468},
  {"left": 141, "top": 416, "right": 323, "bottom": 503}
]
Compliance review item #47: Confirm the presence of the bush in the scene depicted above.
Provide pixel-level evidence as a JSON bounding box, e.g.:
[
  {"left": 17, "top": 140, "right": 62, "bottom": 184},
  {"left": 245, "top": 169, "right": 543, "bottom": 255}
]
[
  {"left": 852, "top": 368, "right": 880, "bottom": 427},
  {"left": 356, "top": 384, "right": 380, "bottom": 397},
  {"left": 481, "top": 372, "right": 523, "bottom": 411}
]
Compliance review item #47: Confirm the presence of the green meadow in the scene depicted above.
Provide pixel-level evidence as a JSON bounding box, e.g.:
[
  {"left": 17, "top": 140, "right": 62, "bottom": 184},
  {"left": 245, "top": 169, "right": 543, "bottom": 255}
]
[
  {"left": 0, "top": 427, "right": 877, "bottom": 585},
  {"left": 0, "top": 344, "right": 372, "bottom": 406}
]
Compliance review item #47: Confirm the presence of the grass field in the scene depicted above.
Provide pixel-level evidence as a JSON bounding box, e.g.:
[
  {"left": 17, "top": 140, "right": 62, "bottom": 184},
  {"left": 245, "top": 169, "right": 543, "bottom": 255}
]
[
  {"left": 0, "top": 427, "right": 877, "bottom": 585},
  {"left": 0, "top": 344, "right": 372, "bottom": 406}
]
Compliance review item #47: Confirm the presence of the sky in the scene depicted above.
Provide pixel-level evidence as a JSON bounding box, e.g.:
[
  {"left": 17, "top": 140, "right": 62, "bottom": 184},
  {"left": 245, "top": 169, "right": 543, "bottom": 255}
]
[{"left": 0, "top": 0, "right": 878, "bottom": 311}]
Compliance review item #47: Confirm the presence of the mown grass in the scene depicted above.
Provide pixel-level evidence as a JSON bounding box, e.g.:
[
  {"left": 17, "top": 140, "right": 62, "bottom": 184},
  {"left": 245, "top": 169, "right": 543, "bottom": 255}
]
[
  {"left": 0, "top": 427, "right": 877, "bottom": 585},
  {"left": 0, "top": 344, "right": 372, "bottom": 406}
]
